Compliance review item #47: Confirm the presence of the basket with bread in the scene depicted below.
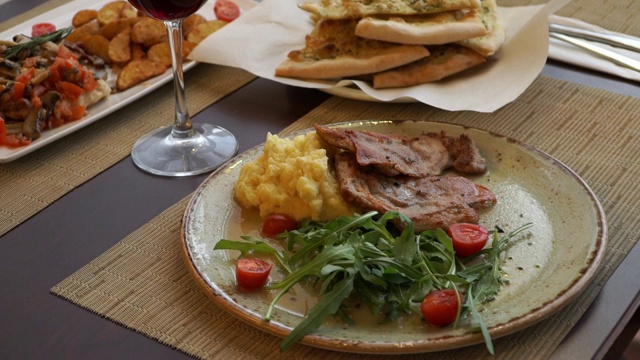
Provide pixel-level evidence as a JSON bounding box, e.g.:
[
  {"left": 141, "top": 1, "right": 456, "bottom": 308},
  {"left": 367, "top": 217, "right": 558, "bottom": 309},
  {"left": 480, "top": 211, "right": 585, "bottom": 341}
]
[{"left": 276, "top": 0, "right": 505, "bottom": 89}]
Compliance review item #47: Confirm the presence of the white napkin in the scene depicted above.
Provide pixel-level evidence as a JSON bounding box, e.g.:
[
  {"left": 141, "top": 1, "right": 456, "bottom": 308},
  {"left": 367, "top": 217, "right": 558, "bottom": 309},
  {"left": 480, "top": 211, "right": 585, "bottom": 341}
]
[
  {"left": 548, "top": 14, "right": 640, "bottom": 82},
  {"left": 190, "top": 0, "right": 566, "bottom": 112}
]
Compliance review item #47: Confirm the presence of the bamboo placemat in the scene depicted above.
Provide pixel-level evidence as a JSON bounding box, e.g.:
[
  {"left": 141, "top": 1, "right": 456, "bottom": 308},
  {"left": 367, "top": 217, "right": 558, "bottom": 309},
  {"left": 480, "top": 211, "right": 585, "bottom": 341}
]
[
  {"left": 0, "top": 5, "right": 256, "bottom": 237},
  {"left": 52, "top": 74, "right": 640, "bottom": 359}
]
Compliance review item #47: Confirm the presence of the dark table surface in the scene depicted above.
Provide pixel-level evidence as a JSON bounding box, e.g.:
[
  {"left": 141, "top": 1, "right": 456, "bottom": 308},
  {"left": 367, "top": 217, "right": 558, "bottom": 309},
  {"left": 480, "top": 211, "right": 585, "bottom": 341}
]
[{"left": 1, "top": 1, "right": 640, "bottom": 359}]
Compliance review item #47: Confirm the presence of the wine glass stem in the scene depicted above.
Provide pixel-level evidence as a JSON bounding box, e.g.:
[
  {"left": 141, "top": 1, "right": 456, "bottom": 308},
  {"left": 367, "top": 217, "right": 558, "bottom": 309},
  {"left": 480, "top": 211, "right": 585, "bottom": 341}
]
[{"left": 164, "top": 20, "right": 192, "bottom": 139}]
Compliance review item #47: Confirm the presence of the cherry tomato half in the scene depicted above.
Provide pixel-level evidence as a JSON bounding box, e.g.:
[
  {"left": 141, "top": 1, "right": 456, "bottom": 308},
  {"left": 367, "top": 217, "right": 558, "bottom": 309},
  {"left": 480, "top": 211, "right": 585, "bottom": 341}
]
[
  {"left": 261, "top": 213, "right": 298, "bottom": 238},
  {"left": 214, "top": 0, "right": 240, "bottom": 22},
  {"left": 421, "top": 289, "right": 462, "bottom": 327},
  {"left": 236, "top": 258, "right": 272, "bottom": 290},
  {"left": 32, "top": 23, "right": 56, "bottom": 37},
  {"left": 447, "top": 223, "right": 489, "bottom": 258}
]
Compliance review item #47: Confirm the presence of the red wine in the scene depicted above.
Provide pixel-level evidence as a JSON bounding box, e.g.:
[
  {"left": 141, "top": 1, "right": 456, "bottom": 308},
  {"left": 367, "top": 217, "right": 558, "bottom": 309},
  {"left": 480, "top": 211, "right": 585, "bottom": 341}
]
[{"left": 128, "top": 0, "right": 206, "bottom": 20}]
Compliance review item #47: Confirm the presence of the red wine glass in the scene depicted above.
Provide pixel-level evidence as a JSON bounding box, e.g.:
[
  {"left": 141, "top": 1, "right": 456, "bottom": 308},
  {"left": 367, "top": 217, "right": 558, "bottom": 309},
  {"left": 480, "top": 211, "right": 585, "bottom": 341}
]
[{"left": 127, "top": 0, "right": 237, "bottom": 176}]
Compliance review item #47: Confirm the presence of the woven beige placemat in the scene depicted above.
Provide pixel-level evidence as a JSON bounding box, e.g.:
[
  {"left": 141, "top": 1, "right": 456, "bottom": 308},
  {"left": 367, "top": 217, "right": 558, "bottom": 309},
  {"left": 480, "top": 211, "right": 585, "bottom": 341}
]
[{"left": 51, "top": 74, "right": 640, "bottom": 359}]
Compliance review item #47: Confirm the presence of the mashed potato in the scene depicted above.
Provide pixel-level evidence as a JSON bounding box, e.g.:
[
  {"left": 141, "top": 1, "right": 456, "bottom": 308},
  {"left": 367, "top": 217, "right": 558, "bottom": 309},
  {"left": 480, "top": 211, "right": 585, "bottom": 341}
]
[{"left": 234, "top": 132, "right": 355, "bottom": 221}]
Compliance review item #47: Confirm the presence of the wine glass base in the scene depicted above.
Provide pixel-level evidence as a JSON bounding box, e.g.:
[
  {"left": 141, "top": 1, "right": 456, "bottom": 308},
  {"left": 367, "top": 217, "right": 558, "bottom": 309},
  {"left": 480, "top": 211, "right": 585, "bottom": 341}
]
[{"left": 131, "top": 123, "right": 239, "bottom": 177}]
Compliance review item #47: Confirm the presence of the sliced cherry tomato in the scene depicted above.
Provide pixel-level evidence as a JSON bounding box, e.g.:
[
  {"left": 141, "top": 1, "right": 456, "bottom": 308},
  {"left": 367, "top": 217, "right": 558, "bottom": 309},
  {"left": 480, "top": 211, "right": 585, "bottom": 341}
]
[
  {"left": 261, "top": 213, "right": 299, "bottom": 238},
  {"left": 421, "top": 289, "right": 462, "bottom": 327},
  {"left": 235, "top": 258, "right": 272, "bottom": 290},
  {"left": 214, "top": 0, "right": 240, "bottom": 22},
  {"left": 447, "top": 223, "right": 489, "bottom": 258},
  {"left": 32, "top": 23, "right": 56, "bottom": 37}
]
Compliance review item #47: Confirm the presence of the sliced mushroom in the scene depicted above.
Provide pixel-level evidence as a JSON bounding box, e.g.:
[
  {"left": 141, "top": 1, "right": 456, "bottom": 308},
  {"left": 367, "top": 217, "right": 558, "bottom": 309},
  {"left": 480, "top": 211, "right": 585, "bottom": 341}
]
[
  {"left": 0, "top": 98, "right": 31, "bottom": 120},
  {"left": 0, "top": 59, "right": 20, "bottom": 80},
  {"left": 22, "top": 91, "right": 60, "bottom": 140}
]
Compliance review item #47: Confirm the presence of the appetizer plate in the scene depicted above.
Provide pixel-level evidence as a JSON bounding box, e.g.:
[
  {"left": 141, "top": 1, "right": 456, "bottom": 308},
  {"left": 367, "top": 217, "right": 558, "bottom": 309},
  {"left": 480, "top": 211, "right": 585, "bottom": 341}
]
[
  {"left": 0, "top": 0, "right": 256, "bottom": 163},
  {"left": 181, "top": 120, "right": 607, "bottom": 354}
]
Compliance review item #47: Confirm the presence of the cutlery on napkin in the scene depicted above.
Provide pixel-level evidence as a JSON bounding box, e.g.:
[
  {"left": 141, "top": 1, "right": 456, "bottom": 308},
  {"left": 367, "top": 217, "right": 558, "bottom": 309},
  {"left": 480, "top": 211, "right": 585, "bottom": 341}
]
[{"left": 548, "top": 14, "right": 640, "bottom": 81}]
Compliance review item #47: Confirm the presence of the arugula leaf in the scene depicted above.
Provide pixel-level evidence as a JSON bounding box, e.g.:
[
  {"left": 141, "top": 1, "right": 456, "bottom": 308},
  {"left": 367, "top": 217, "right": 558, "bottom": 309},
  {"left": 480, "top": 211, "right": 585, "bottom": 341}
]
[
  {"left": 214, "top": 237, "right": 290, "bottom": 273},
  {"left": 279, "top": 268, "right": 355, "bottom": 351}
]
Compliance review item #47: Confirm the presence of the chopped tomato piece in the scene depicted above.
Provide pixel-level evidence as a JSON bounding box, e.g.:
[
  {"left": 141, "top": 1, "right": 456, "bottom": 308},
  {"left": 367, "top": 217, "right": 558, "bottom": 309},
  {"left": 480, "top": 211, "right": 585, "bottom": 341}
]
[
  {"left": 54, "top": 100, "right": 73, "bottom": 121},
  {"left": 23, "top": 57, "right": 38, "bottom": 68},
  {"left": 261, "top": 213, "right": 299, "bottom": 238},
  {"left": 4, "top": 133, "right": 31, "bottom": 147},
  {"left": 46, "top": 115, "right": 65, "bottom": 130},
  {"left": 69, "top": 105, "right": 86, "bottom": 121},
  {"left": 31, "top": 95, "right": 42, "bottom": 109},
  {"left": 447, "top": 223, "right": 490, "bottom": 258},
  {"left": 57, "top": 46, "right": 69, "bottom": 59},
  {"left": 421, "top": 289, "right": 462, "bottom": 327},
  {"left": 32, "top": 23, "right": 56, "bottom": 37},
  {"left": 235, "top": 258, "right": 272, "bottom": 290},
  {"left": 16, "top": 68, "right": 35, "bottom": 84},
  {"left": 214, "top": 0, "right": 240, "bottom": 22},
  {"left": 80, "top": 72, "right": 97, "bottom": 92},
  {"left": 11, "top": 82, "right": 25, "bottom": 101},
  {"left": 55, "top": 81, "right": 84, "bottom": 102},
  {"left": 0, "top": 117, "right": 6, "bottom": 145},
  {"left": 32, "top": 84, "right": 47, "bottom": 98}
]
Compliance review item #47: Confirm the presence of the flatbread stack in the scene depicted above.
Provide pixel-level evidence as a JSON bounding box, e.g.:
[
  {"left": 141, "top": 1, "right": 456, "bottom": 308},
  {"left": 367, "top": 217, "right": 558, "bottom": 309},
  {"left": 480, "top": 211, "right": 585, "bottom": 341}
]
[{"left": 275, "top": 0, "right": 505, "bottom": 89}]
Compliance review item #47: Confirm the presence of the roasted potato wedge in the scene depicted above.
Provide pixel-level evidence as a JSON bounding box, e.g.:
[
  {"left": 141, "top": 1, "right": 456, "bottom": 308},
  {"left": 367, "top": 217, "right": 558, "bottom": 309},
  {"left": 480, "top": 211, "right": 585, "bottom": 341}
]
[
  {"left": 147, "top": 41, "right": 197, "bottom": 67},
  {"left": 182, "top": 14, "right": 206, "bottom": 38},
  {"left": 182, "top": 41, "right": 197, "bottom": 58},
  {"left": 186, "top": 20, "right": 227, "bottom": 44},
  {"left": 116, "top": 59, "right": 167, "bottom": 91},
  {"left": 72, "top": 9, "right": 98, "bottom": 28},
  {"left": 146, "top": 42, "right": 172, "bottom": 68},
  {"left": 97, "top": 1, "right": 127, "bottom": 25},
  {"left": 131, "top": 17, "right": 166, "bottom": 47},
  {"left": 79, "top": 34, "right": 111, "bottom": 62},
  {"left": 120, "top": 3, "right": 138, "bottom": 19},
  {"left": 66, "top": 19, "right": 100, "bottom": 43},
  {"left": 108, "top": 28, "right": 131, "bottom": 64},
  {"left": 99, "top": 18, "right": 131, "bottom": 40},
  {"left": 131, "top": 43, "right": 146, "bottom": 61}
]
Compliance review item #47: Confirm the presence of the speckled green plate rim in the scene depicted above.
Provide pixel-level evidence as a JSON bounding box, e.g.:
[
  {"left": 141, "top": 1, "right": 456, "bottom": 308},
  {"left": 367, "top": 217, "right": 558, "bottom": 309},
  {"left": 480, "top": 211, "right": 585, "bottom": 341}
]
[{"left": 180, "top": 119, "right": 607, "bottom": 354}]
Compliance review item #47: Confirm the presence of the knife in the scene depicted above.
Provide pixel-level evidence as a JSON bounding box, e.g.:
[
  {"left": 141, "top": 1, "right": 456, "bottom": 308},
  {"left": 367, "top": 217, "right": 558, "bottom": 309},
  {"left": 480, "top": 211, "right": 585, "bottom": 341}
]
[
  {"left": 549, "top": 22, "right": 640, "bottom": 53},
  {"left": 549, "top": 32, "right": 640, "bottom": 73}
]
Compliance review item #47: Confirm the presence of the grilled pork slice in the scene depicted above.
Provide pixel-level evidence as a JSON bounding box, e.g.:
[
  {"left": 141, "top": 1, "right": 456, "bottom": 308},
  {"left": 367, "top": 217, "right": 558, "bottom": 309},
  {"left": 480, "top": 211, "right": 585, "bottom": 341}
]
[
  {"left": 314, "top": 124, "right": 487, "bottom": 177},
  {"left": 334, "top": 152, "right": 496, "bottom": 231}
]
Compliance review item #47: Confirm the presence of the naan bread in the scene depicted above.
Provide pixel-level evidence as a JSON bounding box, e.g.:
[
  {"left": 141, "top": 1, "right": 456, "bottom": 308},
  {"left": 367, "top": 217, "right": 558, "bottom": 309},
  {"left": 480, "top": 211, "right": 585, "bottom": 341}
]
[
  {"left": 355, "top": 10, "right": 487, "bottom": 45},
  {"left": 373, "top": 44, "right": 485, "bottom": 88},
  {"left": 299, "top": 0, "right": 481, "bottom": 19},
  {"left": 275, "top": 19, "right": 430, "bottom": 79},
  {"left": 456, "top": 0, "right": 505, "bottom": 56}
]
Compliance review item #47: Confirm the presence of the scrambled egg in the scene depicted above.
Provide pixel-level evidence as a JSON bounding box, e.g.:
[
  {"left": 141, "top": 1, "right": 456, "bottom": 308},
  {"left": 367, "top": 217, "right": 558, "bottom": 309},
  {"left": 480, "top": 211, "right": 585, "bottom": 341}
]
[{"left": 234, "top": 132, "right": 354, "bottom": 221}]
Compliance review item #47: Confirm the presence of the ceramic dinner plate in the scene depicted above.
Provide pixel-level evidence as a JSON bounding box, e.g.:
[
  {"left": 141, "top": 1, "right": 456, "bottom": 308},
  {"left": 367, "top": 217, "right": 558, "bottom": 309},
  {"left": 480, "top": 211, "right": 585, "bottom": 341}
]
[{"left": 181, "top": 120, "right": 607, "bottom": 354}]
